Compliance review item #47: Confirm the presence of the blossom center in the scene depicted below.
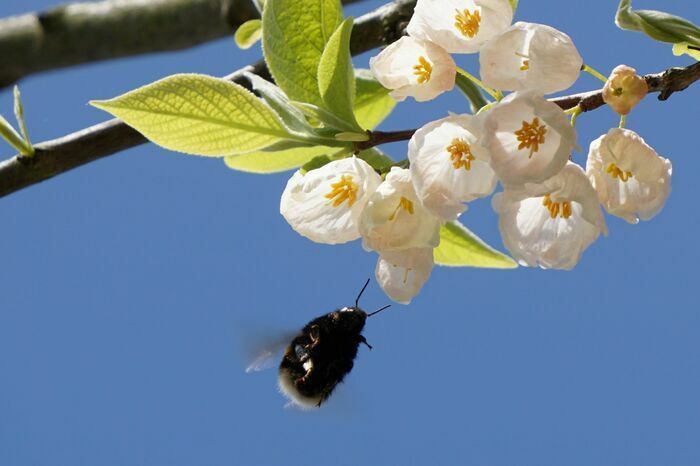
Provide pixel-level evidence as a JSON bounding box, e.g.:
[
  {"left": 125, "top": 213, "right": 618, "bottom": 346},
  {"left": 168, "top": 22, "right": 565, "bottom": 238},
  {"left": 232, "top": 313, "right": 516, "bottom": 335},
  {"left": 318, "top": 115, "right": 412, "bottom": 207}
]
[
  {"left": 446, "top": 138, "right": 476, "bottom": 170},
  {"left": 454, "top": 9, "right": 481, "bottom": 38},
  {"left": 413, "top": 56, "right": 433, "bottom": 84},
  {"left": 389, "top": 196, "right": 414, "bottom": 221},
  {"left": 542, "top": 194, "right": 572, "bottom": 219},
  {"left": 324, "top": 175, "right": 358, "bottom": 208},
  {"left": 606, "top": 162, "right": 633, "bottom": 182},
  {"left": 515, "top": 117, "right": 548, "bottom": 158}
]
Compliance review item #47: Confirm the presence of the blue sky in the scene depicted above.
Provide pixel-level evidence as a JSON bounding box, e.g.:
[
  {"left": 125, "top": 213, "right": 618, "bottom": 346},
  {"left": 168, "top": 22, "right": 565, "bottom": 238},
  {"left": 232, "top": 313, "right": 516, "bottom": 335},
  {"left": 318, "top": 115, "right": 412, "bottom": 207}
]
[{"left": 1, "top": 0, "right": 699, "bottom": 465}]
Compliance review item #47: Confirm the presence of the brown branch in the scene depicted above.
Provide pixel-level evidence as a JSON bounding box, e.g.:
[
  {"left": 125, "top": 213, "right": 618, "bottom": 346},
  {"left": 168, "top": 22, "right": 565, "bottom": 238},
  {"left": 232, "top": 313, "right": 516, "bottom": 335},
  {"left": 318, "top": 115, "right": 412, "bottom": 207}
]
[
  {"left": 0, "top": 0, "right": 366, "bottom": 89},
  {"left": 2, "top": 1, "right": 697, "bottom": 199},
  {"left": 358, "top": 61, "right": 700, "bottom": 153},
  {"left": 551, "top": 61, "right": 700, "bottom": 112},
  {"left": 0, "top": 0, "right": 417, "bottom": 198}
]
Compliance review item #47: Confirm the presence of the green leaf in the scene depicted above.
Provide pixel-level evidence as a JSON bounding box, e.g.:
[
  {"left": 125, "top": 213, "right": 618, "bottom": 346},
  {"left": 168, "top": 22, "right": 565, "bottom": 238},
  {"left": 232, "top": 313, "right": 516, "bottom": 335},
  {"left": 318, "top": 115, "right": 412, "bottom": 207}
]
[
  {"left": 354, "top": 70, "right": 396, "bottom": 130},
  {"left": 673, "top": 42, "right": 700, "bottom": 60},
  {"left": 224, "top": 145, "right": 339, "bottom": 173},
  {"left": 0, "top": 114, "right": 31, "bottom": 156},
  {"left": 262, "top": 0, "right": 342, "bottom": 107},
  {"left": 301, "top": 154, "right": 334, "bottom": 173},
  {"left": 234, "top": 19, "right": 263, "bottom": 49},
  {"left": 13, "top": 86, "right": 33, "bottom": 155},
  {"left": 244, "top": 72, "right": 314, "bottom": 134},
  {"left": 317, "top": 18, "right": 360, "bottom": 130},
  {"left": 455, "top": 74, "right": 488, "bottom": 113},
  {"left": 434, "top": 221, "right": 517, "bottom": 269},
  {"left": 293, "top": 102, "right": 359, "bottom": 132},
  {"left": 91, "top": 74, "right": 293, "bottom": 157},
  {"left": 356, "top": 147, "right": 394, "bottom": 172},
  {"left": 616, "top": 0, "right": 700, "bottom": 47}
]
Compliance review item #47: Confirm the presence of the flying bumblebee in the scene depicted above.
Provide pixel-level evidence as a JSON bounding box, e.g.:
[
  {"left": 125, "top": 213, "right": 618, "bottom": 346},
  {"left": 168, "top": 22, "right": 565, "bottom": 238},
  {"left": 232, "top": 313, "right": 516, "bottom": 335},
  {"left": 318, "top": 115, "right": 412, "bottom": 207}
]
[{"left": 247, "top": 280, "right": 391, "bottom": 408}]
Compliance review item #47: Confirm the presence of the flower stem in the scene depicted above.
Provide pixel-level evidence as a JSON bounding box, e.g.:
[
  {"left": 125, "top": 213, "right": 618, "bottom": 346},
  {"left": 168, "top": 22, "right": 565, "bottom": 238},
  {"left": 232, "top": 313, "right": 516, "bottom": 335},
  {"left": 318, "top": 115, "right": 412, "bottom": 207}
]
[
  {"left": 456, "top": 67, "right": 501, "bottom": 101},
  {"left": 619, "top": 114, "right": 627, "bottom": 129},
  {"left": 566, "top": 105, "right": 583, "bottom": 127},
  {"left": 583, "top": 64, "right": 608, "bottom": 83}
]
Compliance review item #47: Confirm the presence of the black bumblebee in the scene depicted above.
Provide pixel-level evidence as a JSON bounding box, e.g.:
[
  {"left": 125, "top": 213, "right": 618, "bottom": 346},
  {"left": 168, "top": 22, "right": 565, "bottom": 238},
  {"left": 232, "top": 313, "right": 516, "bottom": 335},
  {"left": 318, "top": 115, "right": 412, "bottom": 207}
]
[{"left": 276, "top": 280, "right": 390, "bottom": 408}]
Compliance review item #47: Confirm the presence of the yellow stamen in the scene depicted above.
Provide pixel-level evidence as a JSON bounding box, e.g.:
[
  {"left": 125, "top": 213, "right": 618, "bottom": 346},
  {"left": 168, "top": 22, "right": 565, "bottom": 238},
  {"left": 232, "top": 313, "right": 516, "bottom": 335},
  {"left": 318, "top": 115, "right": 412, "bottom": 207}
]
[
  {"left": 606, "top": 163, "right": 633, "bottom": 182},
  {"left": 542, "top": 194, "right": 572, "bottom": 219},
  {"left": 446, "top": 138, "right": 476, "bottom": 170},
  {"left": 515, "top": 52, "right": 530, "bottom": 71},
  {"left": 389, "top": 196, "right": 414, "bottom": 221},
  {"left": 454, "top": 9, "right": 481, "bottom": 38},
  {"left": 515, "top": 117, "right": 548, "bottom": 158},
  {"left": 413, "top": 56, "right": 433, "bottom": 84},
  {"left": 324, "top": 175, "right": 358, "bottom": 208}
]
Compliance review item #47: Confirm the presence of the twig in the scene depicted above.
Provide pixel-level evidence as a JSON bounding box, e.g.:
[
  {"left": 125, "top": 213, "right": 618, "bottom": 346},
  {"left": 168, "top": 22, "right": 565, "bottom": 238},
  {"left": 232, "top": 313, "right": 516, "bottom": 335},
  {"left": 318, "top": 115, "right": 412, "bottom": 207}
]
[
  {"left": 0, "top": 0, "right": 417, "bottom": 198},
  {"left": 0, "top": 0, "right": 366, "bottom": 89},
  {"left": 356, "top": 62, "right": 700, "bottom": 152},
  {"left": 551, "top": 61, "right": 700, "bottom": 112},
  {"left": 2, "top": 5, "right": 698, "bottom": 199}
]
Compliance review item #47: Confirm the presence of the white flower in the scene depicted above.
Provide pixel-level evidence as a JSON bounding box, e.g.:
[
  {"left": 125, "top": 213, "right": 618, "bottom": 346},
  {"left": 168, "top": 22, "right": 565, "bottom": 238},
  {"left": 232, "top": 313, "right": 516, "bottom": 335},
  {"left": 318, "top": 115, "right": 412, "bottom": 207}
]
[
  {"left": 359, "top": 167, "right": 441, "bottom": 252},
  {"left": 407, "top": 0, "right": 513, "bottom": 54},
  {"left": 280, "top": 156, "right": 381, "bottom": 244},
  {"left": 479, "top": 91, "right": 576, "bottom": 187},
  {"left": 586, "top": 128, "right": 672, "bottom": 224},
  {"left": 492, "top": 162, "right": 607, "bottom": 270},
  {"left": 479, "top": 22, "right": 583, "bottom": 94},
  {"left": 408, "top": 114, "right": 497, "bottom": 220},
  {"left": 376, "top": 248, "right": 434, "bottom": 304},
  {"left": 369, "top": 36, "right": 456, "bottom": 102}
]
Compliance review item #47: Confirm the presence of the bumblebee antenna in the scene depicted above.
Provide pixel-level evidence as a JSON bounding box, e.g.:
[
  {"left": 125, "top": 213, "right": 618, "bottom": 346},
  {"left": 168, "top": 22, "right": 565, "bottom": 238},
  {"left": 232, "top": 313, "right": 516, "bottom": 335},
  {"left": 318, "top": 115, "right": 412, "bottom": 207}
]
[
  {"left": 355, "top": 278, "right": 371, "bottom": 308},
  {"left": 367, "top": 305, "right": 391, "bottom": 317}
]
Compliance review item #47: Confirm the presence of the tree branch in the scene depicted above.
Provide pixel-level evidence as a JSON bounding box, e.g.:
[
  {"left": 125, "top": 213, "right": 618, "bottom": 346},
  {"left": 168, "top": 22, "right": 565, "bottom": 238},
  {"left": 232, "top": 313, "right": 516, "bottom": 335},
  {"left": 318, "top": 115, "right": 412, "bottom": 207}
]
[
  {"left": 0, "top": 0, "right": 366, "bottom": 89},
  {"left": 0, "top": 0, "right": 417, "bottom": 198},
  {"left": 550, "top": 61, "right": 700, "bottom": 112},
  {"left": 1, "top": 2, "right": 697, "bottom": 199}
]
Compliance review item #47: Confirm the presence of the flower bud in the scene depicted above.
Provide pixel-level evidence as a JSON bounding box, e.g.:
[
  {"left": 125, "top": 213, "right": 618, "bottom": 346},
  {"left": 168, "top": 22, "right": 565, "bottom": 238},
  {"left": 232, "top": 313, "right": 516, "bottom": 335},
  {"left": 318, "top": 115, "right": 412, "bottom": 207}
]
[{"left": 602, "top": 65, "right": 648, "bottom": 115}]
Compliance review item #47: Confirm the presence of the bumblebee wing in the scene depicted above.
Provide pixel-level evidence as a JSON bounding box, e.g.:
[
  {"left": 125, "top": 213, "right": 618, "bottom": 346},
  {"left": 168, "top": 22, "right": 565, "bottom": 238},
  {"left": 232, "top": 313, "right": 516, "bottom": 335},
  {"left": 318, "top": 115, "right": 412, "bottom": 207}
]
[
  {"left": 244, "top": 331, "right": 295, "bottom": 373},
  {"left": 245, "top": 348, "right": 278, "bottom": 373}
]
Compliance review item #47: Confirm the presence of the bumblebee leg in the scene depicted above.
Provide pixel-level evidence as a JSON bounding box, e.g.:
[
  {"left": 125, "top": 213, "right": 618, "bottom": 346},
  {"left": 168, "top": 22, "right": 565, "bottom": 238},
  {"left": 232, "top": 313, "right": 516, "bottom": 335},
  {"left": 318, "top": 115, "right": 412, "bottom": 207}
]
[
  {"left": 359, "top": 335, "right": 373, "bottom": 350},
  {"left": 309, "top": 324, "right": 321, "bottom": 343}
]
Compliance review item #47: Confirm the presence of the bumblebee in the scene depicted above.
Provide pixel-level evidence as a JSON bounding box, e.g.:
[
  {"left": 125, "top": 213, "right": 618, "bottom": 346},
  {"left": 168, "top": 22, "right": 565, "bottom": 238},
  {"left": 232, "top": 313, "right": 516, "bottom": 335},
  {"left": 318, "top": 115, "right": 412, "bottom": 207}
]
[{"left": 278, "top": 280, "right": 390, "bottom": 408}]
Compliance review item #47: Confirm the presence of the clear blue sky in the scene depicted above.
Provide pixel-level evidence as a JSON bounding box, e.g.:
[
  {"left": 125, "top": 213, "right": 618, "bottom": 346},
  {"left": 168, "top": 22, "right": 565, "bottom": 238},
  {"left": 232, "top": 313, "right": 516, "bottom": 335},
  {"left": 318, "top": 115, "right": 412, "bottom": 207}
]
[{"left": 1, "top": 1, "right": 699, "bottom": 465}]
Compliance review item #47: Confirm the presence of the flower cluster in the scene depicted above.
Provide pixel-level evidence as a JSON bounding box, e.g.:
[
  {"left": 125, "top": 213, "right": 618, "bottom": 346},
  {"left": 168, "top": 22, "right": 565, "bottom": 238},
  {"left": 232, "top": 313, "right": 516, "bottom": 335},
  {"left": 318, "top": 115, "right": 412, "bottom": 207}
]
[{"left": 280, "top": 0, "right": 672, "bottom": 303}]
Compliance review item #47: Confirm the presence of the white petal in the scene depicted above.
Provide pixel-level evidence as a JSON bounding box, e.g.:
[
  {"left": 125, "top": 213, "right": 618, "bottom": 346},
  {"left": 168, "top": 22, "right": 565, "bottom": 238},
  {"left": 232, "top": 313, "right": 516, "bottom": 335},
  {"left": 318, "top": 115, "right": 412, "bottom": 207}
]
[
  {"left": 280, "top": 157, "right": 381, "bottom": 244},
  {"left": 480, "top": 22, "right": 582, "bottom": 94},
  {"left": 480, "top": 91, "right": 576, "bottom": 187},
  {"left": 586, "top": 128, "right": 672, "bottom": 224},
  {"left": 407, "top": 0, "right": 513, "bottom": 54},
  {"left": 360, "top": 168, "right": 442, "bottom": 251},
  {"left": 493, "top": 162, "right": 606, "bottom": 270},
  {"left": 370, "top": 37, "right": 456, "bottom": 102},
  {"left": 409, "top": 114, "right": 497, "bottom": 220},
  {"left": 376, "top": 248, "right": 434, "bottom": 304}
]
